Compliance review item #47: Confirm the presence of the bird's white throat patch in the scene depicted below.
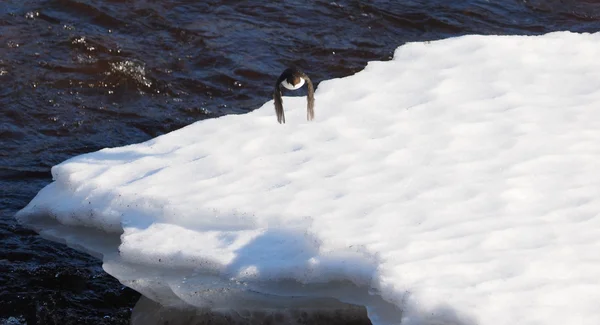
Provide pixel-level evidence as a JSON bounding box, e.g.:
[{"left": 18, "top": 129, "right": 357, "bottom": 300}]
[{"left": 281, "top": 77, "right": 305, "bottom": 90}]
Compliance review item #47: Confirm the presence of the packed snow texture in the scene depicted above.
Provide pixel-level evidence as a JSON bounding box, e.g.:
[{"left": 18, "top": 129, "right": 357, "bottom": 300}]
[{"left": 17, "top": 31, "right": 600, "bottom": 325}]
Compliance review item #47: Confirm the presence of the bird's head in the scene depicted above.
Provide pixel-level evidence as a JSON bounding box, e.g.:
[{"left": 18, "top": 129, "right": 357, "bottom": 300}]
[{"left": 281, "top": 69, "right": 306, "bottom": 90}]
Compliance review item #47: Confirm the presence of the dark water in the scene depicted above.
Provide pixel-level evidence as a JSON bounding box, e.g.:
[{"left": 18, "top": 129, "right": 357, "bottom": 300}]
[{"left": 2, "top": 0, "right": 600, "bottom": 324}]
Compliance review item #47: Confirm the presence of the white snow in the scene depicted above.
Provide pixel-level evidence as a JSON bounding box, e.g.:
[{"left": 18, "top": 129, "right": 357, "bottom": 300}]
[{"left": 17, "top": 31, "right": 600, "bottom": 325}]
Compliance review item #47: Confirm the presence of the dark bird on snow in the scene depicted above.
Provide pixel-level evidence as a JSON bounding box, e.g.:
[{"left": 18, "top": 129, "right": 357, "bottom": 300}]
[{"left": 273, "top": 67, "right": 315, "bottom": 124}]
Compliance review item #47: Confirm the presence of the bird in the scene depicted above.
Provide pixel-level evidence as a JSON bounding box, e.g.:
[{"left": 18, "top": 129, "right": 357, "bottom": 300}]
[{"left": 273, "top": 67, "right": 314, "bottom": 124}]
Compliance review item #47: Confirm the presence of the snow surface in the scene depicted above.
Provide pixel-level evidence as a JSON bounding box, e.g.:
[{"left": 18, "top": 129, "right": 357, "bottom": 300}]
[{"left": 17, "top": 31, "right": 600, "bottom": 325}]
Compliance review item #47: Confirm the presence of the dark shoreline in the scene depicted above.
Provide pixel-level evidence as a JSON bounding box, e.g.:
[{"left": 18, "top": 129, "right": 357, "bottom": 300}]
[{"left": 131, "top": 296, "right": 372, "bottom": 325}]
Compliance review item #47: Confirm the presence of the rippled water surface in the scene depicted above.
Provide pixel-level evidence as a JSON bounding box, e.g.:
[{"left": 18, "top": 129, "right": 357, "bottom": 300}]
[{"left": 2, "top": 0, "right": 600, "bottom": 324}]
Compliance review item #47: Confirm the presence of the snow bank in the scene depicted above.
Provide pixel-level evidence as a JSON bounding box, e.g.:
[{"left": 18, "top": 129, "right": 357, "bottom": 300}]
[{"left": 17, "top": 31, "right": 600, "bottom": 325}]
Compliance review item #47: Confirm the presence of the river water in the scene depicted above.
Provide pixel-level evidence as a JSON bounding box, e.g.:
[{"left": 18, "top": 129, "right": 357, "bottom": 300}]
[{"left": 2, "top": 1, "right": 600, "bottom": 324}]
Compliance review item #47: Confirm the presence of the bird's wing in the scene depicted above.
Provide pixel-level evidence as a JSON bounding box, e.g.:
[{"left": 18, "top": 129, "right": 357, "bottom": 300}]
[
  {"left": 273, "top": 79, "right": 285, "bottom": 124},
  {"left": 301, "top": 73, "right": 315, "bottom": 121}
]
